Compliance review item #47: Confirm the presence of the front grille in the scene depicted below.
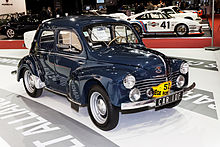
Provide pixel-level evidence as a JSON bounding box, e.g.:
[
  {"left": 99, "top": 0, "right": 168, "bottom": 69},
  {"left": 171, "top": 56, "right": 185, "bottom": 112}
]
[{"left": 135, "top": 71, "right": 180, "bottom": 96}]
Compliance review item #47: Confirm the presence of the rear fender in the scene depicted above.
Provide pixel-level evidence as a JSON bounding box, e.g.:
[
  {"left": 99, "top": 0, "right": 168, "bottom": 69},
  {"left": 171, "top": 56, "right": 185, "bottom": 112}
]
[{"left": 17, "top": 55, "right": 44, "bottom": 82}]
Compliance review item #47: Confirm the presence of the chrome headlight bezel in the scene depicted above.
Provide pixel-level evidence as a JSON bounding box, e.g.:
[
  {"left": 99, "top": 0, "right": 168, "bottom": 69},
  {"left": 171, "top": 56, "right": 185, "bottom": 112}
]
[
  {"left": 123, "top": 74, "right": 136, "bottom": 89},
  {"left": 129, "top": 88, "right": 141, "bottom": 102},
  {"left": 176, "top": 75, "right": 185, "bottom": 88},
  {"left": 180, "top": 62, "right": 189, "bottom": 74}
]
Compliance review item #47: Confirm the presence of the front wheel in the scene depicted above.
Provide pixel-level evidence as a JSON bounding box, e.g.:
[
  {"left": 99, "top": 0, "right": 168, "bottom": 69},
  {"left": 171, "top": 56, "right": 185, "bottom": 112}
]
[
  {"left": 175, "top": 24, "right": 189, "bottom": 36},
  {"left": 23, "top": 68, "right": 43, "bottom": 98},
  {"left": 88, "top": 85, "right": 119, "bottom": 131}
]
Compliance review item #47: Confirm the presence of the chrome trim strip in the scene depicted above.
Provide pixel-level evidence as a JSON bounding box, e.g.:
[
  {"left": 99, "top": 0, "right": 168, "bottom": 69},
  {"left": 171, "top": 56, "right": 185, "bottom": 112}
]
[
  {"left": 121, "top": 99, "right": 155, "bottom": 110},
  {"left": 158, "top": 55, "right": 167, "bottom": 76},
  {"left": 37, "top": 51, "right": 86, "bottom": 60}
]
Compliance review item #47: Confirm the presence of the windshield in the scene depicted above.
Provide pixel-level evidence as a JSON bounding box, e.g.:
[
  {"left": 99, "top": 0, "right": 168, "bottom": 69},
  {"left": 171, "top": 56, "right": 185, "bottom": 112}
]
[{"left": 83, "top": 23, "right": 140, "bottom": 50}]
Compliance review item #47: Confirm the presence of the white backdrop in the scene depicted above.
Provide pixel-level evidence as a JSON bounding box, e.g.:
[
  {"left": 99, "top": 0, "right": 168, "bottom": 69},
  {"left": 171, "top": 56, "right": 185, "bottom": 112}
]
[{"left": 0, "top": 0, "right": 26, "bottom": 15}]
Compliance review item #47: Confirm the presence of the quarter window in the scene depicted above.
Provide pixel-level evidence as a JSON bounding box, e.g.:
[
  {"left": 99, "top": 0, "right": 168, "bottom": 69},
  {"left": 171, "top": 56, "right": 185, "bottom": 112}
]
[
  {"left": 150, "top": 12, "right": 164, "bottom": 19},
  {"left": 58, "top": 30, "right": 82, "bottom": 53},
  {"left": 39, "top": 30, "right": 55, "bottom": 51}
]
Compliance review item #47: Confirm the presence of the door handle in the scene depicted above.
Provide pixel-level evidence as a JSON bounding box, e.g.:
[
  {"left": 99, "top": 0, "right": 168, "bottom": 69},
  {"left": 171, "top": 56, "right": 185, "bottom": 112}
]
[{"left": 78, "top": 60, "right": 85, "bottom": 65}]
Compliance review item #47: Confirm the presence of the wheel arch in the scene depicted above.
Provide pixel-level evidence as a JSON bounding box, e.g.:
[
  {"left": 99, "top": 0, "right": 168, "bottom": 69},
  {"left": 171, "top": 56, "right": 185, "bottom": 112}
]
[
  {"left": 82, "top": 78, "right": 108, "bottom": 106},
  {"left": 174, "top": 23, "right": 189, "bottom": 34},
  {"left": 17, "top": 56, "right": 44, "bottom": 82}
]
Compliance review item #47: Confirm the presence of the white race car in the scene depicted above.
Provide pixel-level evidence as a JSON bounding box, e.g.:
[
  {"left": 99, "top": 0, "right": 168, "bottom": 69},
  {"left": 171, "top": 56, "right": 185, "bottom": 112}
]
[
  {"left": 158, "top": 6, "right": 202, "bottom": 22},
  {"left": 127, "top": 10, "right": 203, "bottom": 36},
  {"left": 85, "top": 10, "right": 128, "bottom": 20}
]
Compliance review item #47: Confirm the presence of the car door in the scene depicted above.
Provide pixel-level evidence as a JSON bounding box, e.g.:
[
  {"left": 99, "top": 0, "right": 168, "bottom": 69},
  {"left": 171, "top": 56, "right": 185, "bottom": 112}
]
[
  {"left": 147, "top": 12, "right": 171, "bottom": 33},
  {"left": 36, "top": 30, "right": 57, "bottom": 88},
  {"left": 54, "top": 30, "right": 85, "bottom": 99}
]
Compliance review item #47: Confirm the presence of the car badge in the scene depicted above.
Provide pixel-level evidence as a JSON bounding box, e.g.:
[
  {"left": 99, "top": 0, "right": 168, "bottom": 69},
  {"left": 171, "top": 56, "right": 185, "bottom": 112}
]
[{"left": 155, "top": 66, "right": 162, "bottom": 74}]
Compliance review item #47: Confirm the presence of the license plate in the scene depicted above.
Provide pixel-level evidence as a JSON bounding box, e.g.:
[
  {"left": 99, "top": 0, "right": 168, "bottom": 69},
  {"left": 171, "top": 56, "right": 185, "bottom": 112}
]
[
  {"left": 155, "top": 91, "right": 183, "bottom": 107},
  {"left": 152, "top": 81, "right": 172, "bottom": 98}
]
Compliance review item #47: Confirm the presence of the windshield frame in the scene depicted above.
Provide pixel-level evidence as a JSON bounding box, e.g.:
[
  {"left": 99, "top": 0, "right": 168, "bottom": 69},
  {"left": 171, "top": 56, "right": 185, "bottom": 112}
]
[
  {"left": 82, "top": 22, "right": 143, "bottom": 51},
  {"left": 172, "top": 7, "right": 182, "bottom": 13}
]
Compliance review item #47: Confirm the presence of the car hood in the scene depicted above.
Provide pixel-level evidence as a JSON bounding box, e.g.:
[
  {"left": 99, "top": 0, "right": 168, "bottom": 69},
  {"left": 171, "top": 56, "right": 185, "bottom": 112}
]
[{"left": 89, "top": 44, "right": 168, "bottom": 75}]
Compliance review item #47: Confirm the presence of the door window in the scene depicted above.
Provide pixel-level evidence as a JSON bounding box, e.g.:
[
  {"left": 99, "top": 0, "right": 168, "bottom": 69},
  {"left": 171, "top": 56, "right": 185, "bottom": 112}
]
[
  {"left": 58, "top": 30, "right": 82, "bottom": 53},
  {"left": 39, "top": 30, "right": 55, "bottom": 51}
]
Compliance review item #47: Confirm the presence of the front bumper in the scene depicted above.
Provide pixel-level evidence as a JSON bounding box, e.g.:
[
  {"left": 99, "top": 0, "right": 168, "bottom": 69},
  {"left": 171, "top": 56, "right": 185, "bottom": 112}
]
[{"left": 121, "top": 82, "right": 195, "bottom": 111}]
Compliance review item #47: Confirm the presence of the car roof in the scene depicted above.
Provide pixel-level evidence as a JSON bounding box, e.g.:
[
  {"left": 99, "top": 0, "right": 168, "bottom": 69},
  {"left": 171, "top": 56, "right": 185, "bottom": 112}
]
[
  {"left": 159, "top": 6, "right": 176, "bottom": 10},
  {"left": 41, "top": 15, "right": 126, "bottom": 29}
]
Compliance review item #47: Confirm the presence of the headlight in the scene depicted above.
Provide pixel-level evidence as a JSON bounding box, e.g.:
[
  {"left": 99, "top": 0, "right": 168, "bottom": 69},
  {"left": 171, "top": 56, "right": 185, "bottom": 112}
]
[
  {"left": 129, "top": 88, "right": 141, "bottom": 102},
  {"left": 123, "top": 74, "right": 135, "bottom": 89},
  {"left": 176, "top": 75, "right": 185, "bottom": 88},
  {"left": 180, "top": 62, "right": 189, "bottom": 74}
]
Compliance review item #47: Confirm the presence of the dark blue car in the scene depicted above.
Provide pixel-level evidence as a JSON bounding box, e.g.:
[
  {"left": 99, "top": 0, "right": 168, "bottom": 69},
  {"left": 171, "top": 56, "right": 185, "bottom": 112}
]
[{"left": 17, "top": 16, "right": 195, "bottom": 130}]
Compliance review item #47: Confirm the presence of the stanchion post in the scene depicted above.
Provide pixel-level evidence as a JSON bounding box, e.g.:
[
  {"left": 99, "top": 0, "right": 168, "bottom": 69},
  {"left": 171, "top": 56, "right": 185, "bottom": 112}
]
[{"left": 205, "top": 0, "right": 220, "bottom": 51}]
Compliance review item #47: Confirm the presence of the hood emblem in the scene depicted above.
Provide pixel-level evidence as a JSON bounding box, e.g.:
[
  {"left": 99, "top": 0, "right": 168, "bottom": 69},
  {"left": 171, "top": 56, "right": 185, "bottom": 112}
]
[{"left": 155, "top": 66, "right": 162, "bottom": 74}]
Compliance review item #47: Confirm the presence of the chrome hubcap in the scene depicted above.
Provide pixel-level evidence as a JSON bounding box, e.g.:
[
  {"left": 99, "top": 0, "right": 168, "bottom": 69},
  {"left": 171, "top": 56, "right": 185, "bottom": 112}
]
[
  {"left": 24, "top": 70, "right": 35, "bottom": 93},
  {"left": 6, "top": 29, "right": 15, "bottom": 38},
  {"left": 90, "top": 92, "right": 107, "bottom": 124},
  {"left": 177, "top": 25, "right": 187, "bottom": 35}
]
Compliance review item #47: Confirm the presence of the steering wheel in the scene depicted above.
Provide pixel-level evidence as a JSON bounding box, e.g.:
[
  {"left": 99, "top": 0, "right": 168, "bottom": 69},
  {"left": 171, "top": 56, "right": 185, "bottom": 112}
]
[{"left": 108, "top": 36, "right": 126, "bottom": 46}]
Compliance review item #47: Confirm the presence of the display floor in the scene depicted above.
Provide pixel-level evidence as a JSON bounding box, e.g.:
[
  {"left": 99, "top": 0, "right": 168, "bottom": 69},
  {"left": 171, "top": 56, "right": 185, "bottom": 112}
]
[{"left": 0, "top": 48, "right": 220, "bottom": 147}]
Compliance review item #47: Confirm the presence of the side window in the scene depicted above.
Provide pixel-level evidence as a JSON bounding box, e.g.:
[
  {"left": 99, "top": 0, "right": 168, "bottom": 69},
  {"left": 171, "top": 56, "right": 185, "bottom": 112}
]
[
  {"left": 39, "top": 30, "right": 55, "bottom": 51},
  {"left": 58, "top": 30, "right": 82, "bottom": 53},
  {"left": 114, "top": 25, "right": 138, "bottom": 44},
  {"left": 136, "top": 13, "right": 151, "bottom": 20},
  {"left": 150, "top": 12, "right": 164, "bottom": 19}
]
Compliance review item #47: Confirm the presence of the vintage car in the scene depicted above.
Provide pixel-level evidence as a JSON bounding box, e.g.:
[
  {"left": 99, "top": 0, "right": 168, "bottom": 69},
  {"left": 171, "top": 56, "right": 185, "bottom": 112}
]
[
  {"left": 158, "top": 6, "right": 202, "bottom": 22},
  {"left": 0, "top": 14, "right": 41, "bottom": 39},
  {"left": 127, "top": 10, "right": 203, "bottom": 36},
  {"left": 17, "top": 16, "right": 195, "bottom": 131}
]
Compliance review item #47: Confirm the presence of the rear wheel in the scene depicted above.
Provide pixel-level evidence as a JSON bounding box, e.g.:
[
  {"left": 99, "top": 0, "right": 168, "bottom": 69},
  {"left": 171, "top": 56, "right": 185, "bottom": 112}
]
[
  {"left": 175, "top": 24, "right": 189, "bottom": 36},
  {"left": 132, "top": 24, "right": 142, "bottom": 35},
  {"left": 6, "top": 28, "right": 15, "bottom": 39},
  {"left": 88, "top": 85, "right": 119, "bottom": 131},
  {"left": 23, "top": 68, "right": 43, "bottom": 98}
]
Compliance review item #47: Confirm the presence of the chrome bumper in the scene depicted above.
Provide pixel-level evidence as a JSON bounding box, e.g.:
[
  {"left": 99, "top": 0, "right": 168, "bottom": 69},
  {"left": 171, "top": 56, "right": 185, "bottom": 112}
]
[{"left": 121, "top": 82, "right": 196, "bottom": 111}]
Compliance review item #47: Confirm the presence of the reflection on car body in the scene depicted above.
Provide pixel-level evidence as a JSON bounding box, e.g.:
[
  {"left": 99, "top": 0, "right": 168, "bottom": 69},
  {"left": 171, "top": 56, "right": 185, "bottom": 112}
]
[{"left": 0, "top": 14, "right": 41, "bottom": 39}]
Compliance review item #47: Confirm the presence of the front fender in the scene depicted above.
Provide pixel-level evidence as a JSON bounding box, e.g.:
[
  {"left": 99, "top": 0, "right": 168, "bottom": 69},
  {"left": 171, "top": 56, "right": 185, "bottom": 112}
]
[{"left": 77, "top": 64, "right": 139, "bottom": 107}]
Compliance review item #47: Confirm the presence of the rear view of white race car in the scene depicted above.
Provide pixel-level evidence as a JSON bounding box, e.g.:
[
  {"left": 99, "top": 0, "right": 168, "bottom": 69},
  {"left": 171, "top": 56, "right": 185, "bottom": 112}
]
[
  {"left": 127, "top": 10, "right": 204, "bottom": 36},
  {"left": 158, "top": 6, "right": 202, "bottom": 22}
]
